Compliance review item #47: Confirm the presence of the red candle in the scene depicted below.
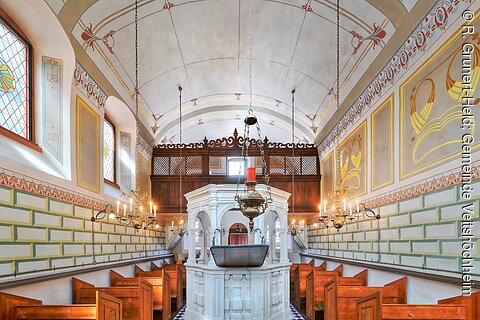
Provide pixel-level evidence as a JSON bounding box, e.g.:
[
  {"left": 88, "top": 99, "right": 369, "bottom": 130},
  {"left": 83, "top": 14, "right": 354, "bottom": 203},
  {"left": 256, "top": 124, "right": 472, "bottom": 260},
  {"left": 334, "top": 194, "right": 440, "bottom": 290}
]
[{"left": 246, "top": 167, "right": 256, "bottom": 181}]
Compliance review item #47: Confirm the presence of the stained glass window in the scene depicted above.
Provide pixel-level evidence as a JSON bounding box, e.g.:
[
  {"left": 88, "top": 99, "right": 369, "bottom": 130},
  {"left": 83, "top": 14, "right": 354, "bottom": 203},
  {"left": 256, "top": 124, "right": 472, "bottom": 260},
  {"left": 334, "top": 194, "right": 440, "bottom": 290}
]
[
  {"left": 103, "top": 118, "right": 115, "bottom": 183},
  {"left": 0, "top": 16, "right": 32, "bottom": 140}
]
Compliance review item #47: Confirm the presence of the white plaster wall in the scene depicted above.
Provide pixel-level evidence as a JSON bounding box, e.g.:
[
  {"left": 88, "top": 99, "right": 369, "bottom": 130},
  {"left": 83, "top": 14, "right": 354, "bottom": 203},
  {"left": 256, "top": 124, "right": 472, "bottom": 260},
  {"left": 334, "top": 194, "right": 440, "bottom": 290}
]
[{"left": 2, "top": 258, "right": 173, "bottom": 304}]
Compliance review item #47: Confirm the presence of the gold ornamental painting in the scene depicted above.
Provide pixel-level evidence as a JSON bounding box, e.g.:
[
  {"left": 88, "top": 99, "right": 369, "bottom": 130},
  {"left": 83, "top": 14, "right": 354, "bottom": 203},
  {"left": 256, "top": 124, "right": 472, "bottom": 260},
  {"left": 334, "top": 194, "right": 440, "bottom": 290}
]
[
  {"left": 400, "top": 17, "right": 480, "bottom": 179},
  {"left": 337, "top": 121, "right": 367, "bottom": 198}
]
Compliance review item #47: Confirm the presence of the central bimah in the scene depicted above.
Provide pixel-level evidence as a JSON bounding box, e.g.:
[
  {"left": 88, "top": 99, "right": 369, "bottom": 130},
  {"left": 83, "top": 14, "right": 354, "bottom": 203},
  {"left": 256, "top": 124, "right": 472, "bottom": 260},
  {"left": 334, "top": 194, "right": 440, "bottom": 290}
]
[{"left": 184, "top": 184, "right": 291, "bottom": 320}]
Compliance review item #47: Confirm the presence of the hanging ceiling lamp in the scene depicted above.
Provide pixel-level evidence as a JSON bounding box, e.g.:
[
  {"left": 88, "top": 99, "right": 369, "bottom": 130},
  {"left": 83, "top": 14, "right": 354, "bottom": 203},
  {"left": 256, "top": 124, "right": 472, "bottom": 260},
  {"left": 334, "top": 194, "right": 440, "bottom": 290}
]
[
  {"left": 288, "top": 90, "right": 304, "bottom": 237},
  {"left": 109, "top": 0, "right": 159, "bottom": 230},
  {"left": 172, "top": 86, "right": 187, "bottom": 237},
  {"left": 234, "top": 0, "right": 272, "bottom": 231},
  {"left": 315, "top": 0, "right": 379, "bottom": 231}
]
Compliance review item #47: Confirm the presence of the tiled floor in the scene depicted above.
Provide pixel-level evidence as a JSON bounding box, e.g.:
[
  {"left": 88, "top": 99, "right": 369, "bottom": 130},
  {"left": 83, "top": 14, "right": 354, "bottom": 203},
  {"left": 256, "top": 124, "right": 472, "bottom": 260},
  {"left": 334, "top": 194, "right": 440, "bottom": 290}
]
[{"left": 172, "top": 304, "right": 305, "bottom": 319}]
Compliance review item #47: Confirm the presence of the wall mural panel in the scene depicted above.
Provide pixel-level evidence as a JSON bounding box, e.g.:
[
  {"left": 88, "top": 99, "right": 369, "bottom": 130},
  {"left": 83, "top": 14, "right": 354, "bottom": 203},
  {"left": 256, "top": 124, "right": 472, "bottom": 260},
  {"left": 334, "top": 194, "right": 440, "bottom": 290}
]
[
  {"left": 337, "top": 121, "right": 367, "bottom": 198},
  {"left": 371, "top": 95, "right": 394, "bottom": 191},
  {"left": 119, "top": 131, "right": 132, "bottom": 191},
  {"left": 321, "top": 150, "right": 334, "bottom": 198},
  {"left": 400, "top": 16, "right": 480, "bottom": 179},
  {"left": 42, "top": 56, "right": 63, "bottom": 162},
  {"left": 76, "top": 97, "right": 100, "bottom": 193}
]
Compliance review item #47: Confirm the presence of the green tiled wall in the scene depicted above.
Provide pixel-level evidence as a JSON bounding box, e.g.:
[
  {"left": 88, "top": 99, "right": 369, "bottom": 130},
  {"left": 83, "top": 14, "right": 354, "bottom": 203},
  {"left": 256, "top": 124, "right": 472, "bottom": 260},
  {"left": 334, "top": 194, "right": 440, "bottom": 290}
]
[
  {"left": 0, "top": 186, "right": 167, "bottom": 276},
  {"left": 307, "top": 183, "right": 480, "bottom": 274}
]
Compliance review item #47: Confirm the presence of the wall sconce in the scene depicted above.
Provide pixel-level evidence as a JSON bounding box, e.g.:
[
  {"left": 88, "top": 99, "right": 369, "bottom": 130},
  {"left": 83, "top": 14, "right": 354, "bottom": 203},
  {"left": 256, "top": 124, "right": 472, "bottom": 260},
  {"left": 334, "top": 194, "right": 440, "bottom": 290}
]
[{"left": 91, "top": 204, "right": 114, "bottom": 265}]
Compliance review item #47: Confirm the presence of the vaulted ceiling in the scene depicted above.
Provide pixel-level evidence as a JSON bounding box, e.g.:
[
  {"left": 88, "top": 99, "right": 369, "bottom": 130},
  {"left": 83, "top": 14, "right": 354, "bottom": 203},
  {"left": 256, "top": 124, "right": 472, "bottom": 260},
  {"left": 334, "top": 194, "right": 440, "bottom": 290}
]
[{"left": 44, "top": 0, "right": 434, "bottom": 144}]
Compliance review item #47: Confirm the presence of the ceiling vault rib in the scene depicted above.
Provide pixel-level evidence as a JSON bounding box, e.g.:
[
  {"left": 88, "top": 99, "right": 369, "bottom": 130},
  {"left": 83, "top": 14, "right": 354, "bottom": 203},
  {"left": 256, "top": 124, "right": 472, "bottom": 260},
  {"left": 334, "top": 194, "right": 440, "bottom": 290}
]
[
  {"left": 365, "top": 0, "right": 406, "bottom": 29},
  {"left": 282, "top": 11, "right": 307, "bottom": 88},
  {"left": 168, "top": 8, "right": 193, "bottom": 95},
  {"left": 314, "top": 0, "right": 437, "bottom": 146},
  {"left": 155, "top": 105, "right": 314, "bottom": 142}
]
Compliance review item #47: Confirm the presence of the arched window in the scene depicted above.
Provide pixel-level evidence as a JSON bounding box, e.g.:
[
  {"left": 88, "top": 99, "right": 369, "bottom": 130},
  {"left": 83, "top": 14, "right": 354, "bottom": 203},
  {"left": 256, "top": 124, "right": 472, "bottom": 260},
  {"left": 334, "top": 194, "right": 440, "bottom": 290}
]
[
  {"left": 103, "top": 117, "right": 116, "bottom": 184},
  {"left": 0, "top": 10, "right": 33, "bottom": 143}
]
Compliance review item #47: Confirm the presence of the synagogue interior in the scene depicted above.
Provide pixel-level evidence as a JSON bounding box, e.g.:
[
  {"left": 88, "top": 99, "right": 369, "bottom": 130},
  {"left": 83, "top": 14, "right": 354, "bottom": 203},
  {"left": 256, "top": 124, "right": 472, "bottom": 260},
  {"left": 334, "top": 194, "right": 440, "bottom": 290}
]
[{"left": 0, "top": 0, "right": 478, "bottom": 319}]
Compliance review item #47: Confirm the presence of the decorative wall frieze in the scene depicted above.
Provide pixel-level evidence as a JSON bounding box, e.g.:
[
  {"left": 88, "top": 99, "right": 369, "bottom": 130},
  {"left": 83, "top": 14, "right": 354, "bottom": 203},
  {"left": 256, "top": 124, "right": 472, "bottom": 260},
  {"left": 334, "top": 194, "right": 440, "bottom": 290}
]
[
  {"left": 364, "top": 162, "right": 479, "bottom": 209},
  {"left": 0, "top": 169, "right": 108, "bottom": 211},
  {"left": 72, "top": 61, "right": 107, "bottom": 109},
  {"left": 318, "top": 0, "right": 472, "bottom": 154}
]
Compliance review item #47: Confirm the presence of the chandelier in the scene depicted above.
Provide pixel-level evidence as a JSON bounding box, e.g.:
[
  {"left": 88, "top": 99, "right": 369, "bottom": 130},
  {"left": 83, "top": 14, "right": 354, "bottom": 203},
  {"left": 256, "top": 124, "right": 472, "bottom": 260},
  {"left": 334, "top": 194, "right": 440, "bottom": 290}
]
[
  {"left": 108, "top": 0, "right": 159, "bottom": 231},
  {"left": 170, "top": 216, "right": 187, "bottom": 237},
  {"left": 234, "top": 0, "right": 272, "bottom": 231},
  {"left": 314, "top": 0, "right": 379, "bottom": 231},
  {"left": 110, "top": 190, "right": 159, "bottom": 230}
]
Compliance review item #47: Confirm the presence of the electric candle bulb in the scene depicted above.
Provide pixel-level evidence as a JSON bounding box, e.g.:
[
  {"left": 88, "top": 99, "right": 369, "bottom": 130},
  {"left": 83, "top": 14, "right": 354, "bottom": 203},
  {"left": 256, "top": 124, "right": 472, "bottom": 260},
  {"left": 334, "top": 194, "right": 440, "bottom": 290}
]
[
  {"left": 343, "top": 198, "right": 346, "bottom": 211},
  {"left": 324, "top": 200, "right": 327, "bottom": 214},
  {"left": 116, "top": 200, "right": 120, "bottom": 214},
  {"left": 129, "top": 198, "right": 133, "bottom": 211},
  {"left": 150, "top": 201, "right": 153, "bottom": 214},
  {"left": 123, "top": 204, "right": 127, "bottom": 216},
  {"left": 356, "top": 199, "right": 359, "bottom": 212},
  {"left": 140, "top": 206, "right": 143, "bottom": 213},
  {"left": 171, "top": 221, "right": 174, "bottom": 228},
  {"left": 349, "top": 204, "right": 352, "bottom": 215},
  {"left": 154, "top": 205, "right": 157, "bottom": 218}
]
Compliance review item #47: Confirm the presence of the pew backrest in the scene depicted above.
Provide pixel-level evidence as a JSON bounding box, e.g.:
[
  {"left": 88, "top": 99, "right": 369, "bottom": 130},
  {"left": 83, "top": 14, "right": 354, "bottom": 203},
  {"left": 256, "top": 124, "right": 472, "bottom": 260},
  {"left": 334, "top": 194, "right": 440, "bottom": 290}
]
[
  {"left": 0, "top": 291, "right": 122, "bottom": 320},
  {"left": 72, "top": 277, "right": 152, "bottom": 320},
  {"left": 356, "top": 292, "right": 469, "bottom": 320},
  {"left": 0, "top": 292, "right": 42, "bottom": 320},
  {"left": 324, "top": 277, "right": 407, "bottom": 320}
]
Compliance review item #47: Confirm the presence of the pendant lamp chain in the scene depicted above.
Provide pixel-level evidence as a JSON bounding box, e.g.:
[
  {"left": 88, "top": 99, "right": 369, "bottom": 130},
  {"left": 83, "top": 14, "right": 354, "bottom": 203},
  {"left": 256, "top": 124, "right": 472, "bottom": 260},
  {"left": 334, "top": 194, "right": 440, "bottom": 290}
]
[
  {"left": 335, "top": 0, "right": 341, "bottom": 186},
  {"left": 134, "top": 0, "right": 140, "bottom": 191},
  {"left": 179, "top": 86, "right": 183, "bottom": 215},
  {"left": 291, "top": 89, "right": 295, "bottom": 216}
]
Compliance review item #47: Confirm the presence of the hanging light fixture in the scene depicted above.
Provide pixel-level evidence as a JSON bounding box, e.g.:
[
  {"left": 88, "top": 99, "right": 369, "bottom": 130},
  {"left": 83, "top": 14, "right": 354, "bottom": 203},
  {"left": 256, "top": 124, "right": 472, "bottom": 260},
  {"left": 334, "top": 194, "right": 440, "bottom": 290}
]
[
  {"left": 315, "top": 0, "right": 379, "bottom": 231},
  {"left": 170, "top": 86, "right": 187, "bottom": 237},
  {"left": 109, "top": 0, "right": 159, "bottom": 230},
  {"left": 288, "top": 89, "right": 304, "bottom": 237},
  {"left": 234, "top": 0, "right": 272, "bottom": 231}
]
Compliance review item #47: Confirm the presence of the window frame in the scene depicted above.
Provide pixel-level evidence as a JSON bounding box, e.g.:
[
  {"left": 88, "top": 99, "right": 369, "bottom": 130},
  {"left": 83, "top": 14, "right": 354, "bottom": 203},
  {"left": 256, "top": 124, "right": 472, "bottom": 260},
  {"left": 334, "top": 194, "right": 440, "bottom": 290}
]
[
  {"left": 103, "top": 115, "right": 118, "bottom": 188},
  {"left": 0, "top": 8, "right": 39, "bottom": 152}
]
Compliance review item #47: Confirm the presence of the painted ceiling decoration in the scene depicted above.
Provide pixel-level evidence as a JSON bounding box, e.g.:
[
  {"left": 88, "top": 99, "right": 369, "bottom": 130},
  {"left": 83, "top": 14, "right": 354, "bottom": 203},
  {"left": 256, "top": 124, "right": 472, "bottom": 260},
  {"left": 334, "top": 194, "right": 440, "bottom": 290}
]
[
  {"left": 318, "top": 0, "right": 471, "bottom": 154},
  {"left": 44, "top": 0, "right": 463, "bottom": 145}
]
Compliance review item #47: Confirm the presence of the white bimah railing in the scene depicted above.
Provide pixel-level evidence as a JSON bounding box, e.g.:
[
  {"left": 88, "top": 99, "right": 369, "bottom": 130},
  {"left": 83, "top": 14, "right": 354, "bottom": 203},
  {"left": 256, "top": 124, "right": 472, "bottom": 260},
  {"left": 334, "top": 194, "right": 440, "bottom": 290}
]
[{"left": 183, "top": 184, "right": 292, "bottom": 320}]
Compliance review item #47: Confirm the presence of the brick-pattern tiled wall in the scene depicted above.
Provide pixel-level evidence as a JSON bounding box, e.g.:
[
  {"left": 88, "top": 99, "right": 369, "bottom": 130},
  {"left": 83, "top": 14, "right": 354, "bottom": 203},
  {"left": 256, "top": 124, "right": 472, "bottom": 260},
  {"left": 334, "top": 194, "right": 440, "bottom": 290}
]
[
  {"left": 0, "top": 186, "right": 167, "bottom": 276},
  {"left": 307, "top": 183, "right": 480, "bottom": 274}
]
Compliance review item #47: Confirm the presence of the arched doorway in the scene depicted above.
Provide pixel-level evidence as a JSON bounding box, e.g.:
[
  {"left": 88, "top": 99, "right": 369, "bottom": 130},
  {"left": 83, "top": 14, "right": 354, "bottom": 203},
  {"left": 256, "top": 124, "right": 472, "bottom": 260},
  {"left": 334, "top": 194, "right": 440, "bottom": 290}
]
[{"left": 228, "top": 223, "right": 248, "bottom": 245}]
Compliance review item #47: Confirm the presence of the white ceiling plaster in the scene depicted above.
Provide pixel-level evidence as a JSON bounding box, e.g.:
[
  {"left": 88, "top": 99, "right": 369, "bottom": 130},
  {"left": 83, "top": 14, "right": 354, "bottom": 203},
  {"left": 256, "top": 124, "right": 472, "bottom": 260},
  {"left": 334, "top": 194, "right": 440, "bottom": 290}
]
[{"left": 49, "top": 0, "right": 403, "bottom": 144}]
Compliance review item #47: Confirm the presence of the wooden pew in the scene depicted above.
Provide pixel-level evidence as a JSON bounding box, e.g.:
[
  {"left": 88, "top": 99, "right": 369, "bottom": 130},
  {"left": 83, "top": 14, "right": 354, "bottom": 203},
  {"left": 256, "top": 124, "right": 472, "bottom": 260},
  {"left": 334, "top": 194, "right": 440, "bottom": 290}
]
[
  {"left": 136, "top": 265, "right": 184, "bottom": 310},
  {"left": 439, "top": 292, "right": 480, "bottom": 320},
  {"left": 72, "top": 277, "right": 152, "bottom": 320},
  {"left": 0, "top": 291, "right": 122, "bottom": 320},
  {"left": 110, "top": 270, "right": 171, "bottom": 320},
  {"left": 356, "top": 292, "right": 471, "bottom": 320},
  {"left": 324, "top": 277, "right": 407, "bottom": 320},
  {"left": 306, "top": 266, "right": 367, "bottom": 320},
  {"left": 293, "top": 259, "right": 318, "bottom": 310}
]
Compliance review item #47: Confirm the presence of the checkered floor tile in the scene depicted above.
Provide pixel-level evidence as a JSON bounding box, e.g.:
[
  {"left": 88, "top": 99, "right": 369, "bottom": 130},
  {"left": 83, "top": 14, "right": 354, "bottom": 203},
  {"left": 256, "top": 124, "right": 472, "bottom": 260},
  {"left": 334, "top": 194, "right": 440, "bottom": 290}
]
[{"left": 171, "top": 304, "right": 305, "bottom": 319}]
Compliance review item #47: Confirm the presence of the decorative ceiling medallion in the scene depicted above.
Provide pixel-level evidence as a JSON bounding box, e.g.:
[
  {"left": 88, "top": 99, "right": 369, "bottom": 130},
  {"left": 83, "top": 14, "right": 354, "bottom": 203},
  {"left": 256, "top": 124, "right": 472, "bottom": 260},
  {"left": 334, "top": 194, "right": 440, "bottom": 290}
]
[
  {"left": 151, "top": 114, "right": 162, "bottom": 134},
  {"left": 0, "top": 59, "right": 15, "bottom": 93},
  {"left": 163, "top": 0, "right": 175, "bottom": 10},
  {"left": 81, "top": 23, "right": 116, "bottom": 54},
  {"left": 350, "top": 23, "right": 387, "bottom": 54},
  {"left": 301, "top": 0, "right": 313, "bottom": 13}
]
